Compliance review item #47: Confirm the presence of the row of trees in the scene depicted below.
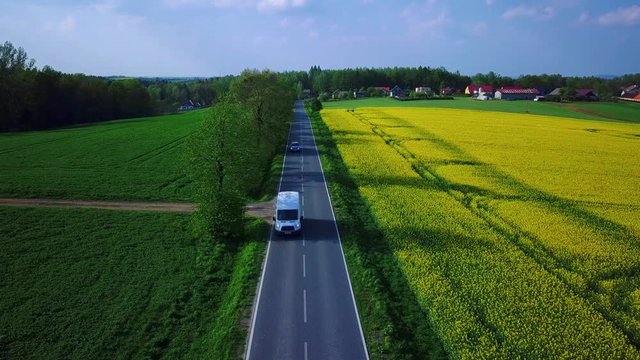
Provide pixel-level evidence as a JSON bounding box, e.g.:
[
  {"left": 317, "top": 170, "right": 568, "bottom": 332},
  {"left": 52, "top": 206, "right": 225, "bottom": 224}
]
[
  {"left": 301, "top": 66, "right": 640, "bottom": 100},
  {"left": 305, "top": 66, "right": 472, "bottom": 95},
  {"left": 188, "top": 71, "right": 296, "bottom": 240}
]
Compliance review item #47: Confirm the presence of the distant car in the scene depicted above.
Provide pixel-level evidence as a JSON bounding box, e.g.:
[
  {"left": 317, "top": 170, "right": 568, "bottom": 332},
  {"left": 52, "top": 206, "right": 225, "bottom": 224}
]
[
  {"left": 289, "top": 141, "right": 301, "bottom": 152},
  {"left": 534, "top": 96, "right": 545, "bottom": 101}
]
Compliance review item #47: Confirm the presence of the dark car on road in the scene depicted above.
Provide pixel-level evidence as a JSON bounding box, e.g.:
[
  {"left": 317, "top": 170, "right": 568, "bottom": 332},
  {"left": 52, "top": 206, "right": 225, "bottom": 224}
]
[{"left": 289, "top": 141, "right": 301, "bottom": 152}]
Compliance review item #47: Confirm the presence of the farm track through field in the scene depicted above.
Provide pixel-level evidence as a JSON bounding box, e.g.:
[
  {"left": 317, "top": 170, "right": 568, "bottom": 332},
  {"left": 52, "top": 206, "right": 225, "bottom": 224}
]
[
  {"left": 0, "top": 198, "right": 275, "bottom": 221},
  {"left": 560, "top": 105, "right": 617, "bottom": 121},
  {"left": 350, "top": 108, "right": 640, "bottom": 347}
]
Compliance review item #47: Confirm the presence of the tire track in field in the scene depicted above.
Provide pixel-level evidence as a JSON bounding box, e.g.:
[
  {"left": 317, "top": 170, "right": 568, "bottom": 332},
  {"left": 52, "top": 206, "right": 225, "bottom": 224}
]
[
  {"left": 0, "top": 127, "right": 124, "bottom": 156},
  {"left": 349, "top": 108, "right": 640, "bottom": 348},
  {"left": 126, "top": 136, "right": 189, "bottom": 164}
]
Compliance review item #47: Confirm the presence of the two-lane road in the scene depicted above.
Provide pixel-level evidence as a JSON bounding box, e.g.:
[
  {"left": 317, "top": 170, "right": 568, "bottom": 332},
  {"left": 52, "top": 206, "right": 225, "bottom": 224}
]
[{"left": 246, "top": 101, "right": 369, "bottom": 360}]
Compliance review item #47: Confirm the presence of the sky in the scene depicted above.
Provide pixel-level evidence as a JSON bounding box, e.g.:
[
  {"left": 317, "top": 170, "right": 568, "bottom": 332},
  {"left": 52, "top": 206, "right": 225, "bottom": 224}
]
[{"left": 1, "top": 0, "right": 639, "bottom": 77}]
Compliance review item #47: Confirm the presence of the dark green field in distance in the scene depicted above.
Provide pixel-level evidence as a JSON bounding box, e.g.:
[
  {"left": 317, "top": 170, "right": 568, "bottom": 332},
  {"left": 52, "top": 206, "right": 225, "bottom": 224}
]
[
  {"left": 323, "top": 97, "right": 640, "bottom": 123},
  {"left": 0, "top": 110, "right": 206, "bottom": 201}
]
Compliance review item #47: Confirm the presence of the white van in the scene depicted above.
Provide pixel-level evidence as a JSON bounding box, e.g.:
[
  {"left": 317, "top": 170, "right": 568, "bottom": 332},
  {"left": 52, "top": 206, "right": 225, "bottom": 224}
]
[{"left": 273, "top": 191, "right": 303, "bottom": 235}]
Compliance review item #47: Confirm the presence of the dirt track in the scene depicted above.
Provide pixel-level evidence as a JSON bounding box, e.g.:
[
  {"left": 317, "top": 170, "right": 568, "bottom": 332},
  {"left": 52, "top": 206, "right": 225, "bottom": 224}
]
[{"left": 0, "top": 198, "right": 275, "bottom": 222}]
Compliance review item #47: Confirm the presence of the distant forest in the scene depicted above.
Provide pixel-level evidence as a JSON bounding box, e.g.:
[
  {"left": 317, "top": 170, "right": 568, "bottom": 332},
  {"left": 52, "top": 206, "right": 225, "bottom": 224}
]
[
  {"left": 1, "top": 41, "right": 639, "bottom": 132},
  {"left": 0, "top": 41, "right": 233, "bottom": 132}
]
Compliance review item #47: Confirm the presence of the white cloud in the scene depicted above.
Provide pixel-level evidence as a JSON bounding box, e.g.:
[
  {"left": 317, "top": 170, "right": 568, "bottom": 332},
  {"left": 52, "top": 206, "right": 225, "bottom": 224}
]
[
  {"left": 44, "top": 15, "right": 77, "bottom": 33},
  {"left": 164, "top": 0, "right": 306, "bottom": 11},
  {"left": 598, "top": 5, "right": 640, "bottom": 26},
  {"left": 279, "top": 16, "right": 314, "bottom": 29},
  {"left": 401, "top": 2, "right": 449, "bottom": 37},
  {"left": 502, "top": 5, "right": 556, "bottom": 20},
  {"left": 485, "top": 0, "right": 495, "bottom": 6},
  {"left": 578, "top": 11, "right": 589, "bottom": 23},
  {"left": 257, "top": 0, "right": 307, "bottom": 12},
  {"left": 91, "top": 1, "right": 118, "bottom": 14},
  {"left": 471, "top": 21, "right": 488, "bottom": 34},
  {"left": 502, "top": 5, "right": 537, "bottom": 19}
]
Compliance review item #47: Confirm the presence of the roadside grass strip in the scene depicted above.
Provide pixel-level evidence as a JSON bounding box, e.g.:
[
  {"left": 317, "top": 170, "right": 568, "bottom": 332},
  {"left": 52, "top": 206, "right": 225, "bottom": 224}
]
[{"left": 320, "top": 107, "right": 640, "bottom": 358}]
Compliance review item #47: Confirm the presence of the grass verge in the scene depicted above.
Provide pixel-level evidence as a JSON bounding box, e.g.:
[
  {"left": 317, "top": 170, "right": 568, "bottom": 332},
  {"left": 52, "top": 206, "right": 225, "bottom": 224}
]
[{"left": 305, "top": 103, "right": 447, "bottom": 359}]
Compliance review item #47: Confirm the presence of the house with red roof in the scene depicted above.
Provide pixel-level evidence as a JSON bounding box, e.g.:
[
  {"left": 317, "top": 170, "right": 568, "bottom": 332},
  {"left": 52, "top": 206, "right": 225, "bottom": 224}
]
[
  {"left": 373, "top": 86, "right": 390, "bottom": 95},
  {"left": 465, "top": 85, "right": 494, "bottom": 97}
]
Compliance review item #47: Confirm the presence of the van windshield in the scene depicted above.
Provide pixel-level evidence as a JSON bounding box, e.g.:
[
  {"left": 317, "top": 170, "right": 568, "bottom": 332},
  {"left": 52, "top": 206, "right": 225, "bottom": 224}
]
[{"left": 277, "top": 209, "right": 298, "bottom": 220}]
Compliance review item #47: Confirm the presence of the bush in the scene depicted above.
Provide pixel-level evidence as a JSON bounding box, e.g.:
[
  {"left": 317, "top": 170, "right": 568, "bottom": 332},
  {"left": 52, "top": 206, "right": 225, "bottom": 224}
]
[{"left": 309, "top": 97, "right": 322, "bottom": 112}]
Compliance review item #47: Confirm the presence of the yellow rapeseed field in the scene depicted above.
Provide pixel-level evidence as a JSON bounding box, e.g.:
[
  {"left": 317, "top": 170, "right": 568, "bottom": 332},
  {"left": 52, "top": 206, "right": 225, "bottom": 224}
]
[{"left": 321, "top": 107, "right": 640, "bottom": 358}]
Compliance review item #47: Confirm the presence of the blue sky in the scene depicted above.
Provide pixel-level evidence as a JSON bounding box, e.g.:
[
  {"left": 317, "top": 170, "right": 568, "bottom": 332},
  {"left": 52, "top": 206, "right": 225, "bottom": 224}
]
[{"left": 1, "top": 0, "right": 638, "bottom": 77}]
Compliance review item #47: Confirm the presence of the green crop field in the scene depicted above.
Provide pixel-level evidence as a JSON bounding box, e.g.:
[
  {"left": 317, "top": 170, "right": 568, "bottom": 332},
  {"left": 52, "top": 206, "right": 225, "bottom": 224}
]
[
  {"left": 319, "top": 106, "right": 640, "bottom": 358},
  {"left": 323, "top": 97, "right": 640, "bottom": 123},
  {"left": 0, "top": 108, "right": 271, "bottom": 359},
  {"left": 0, "top": 206, "right": 265, "bottom": 359},
  {"left": 0, "top": 110, "right": 206, "bottom": 201}
]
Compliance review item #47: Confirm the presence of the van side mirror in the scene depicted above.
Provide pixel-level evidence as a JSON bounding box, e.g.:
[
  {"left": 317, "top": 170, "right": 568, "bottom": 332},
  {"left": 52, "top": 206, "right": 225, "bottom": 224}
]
[
  {"left": 300, "top": 216, "right": 304, "bottom": 221},
  {"left": 272, "top": 216, "right": 276, "bottom": 221}
]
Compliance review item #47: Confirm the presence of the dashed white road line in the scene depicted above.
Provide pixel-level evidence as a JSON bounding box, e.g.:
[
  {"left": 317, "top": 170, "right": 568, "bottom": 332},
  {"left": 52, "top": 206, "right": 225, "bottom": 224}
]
[
  {"left": 303, "top": 254, "right": 306, "bottom": 278},
  {"left": 304, "top": 341, "right": 309, "bottom": 360},
  {"left": 303, "top": 289, "right": 307, "bottom": 323}
]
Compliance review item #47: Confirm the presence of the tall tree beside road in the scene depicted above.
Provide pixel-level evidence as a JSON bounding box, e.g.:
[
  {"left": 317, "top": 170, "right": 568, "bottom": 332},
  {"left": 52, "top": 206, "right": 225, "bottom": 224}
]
[
  {"left": 188, "top": 71, "right": 296, "bottom": 241},
  {"left": 188, "top": 97, "right": 253, "bottom": 240},
  {"left": 229, "top": 70, "right": 296, "bottom": 195}
]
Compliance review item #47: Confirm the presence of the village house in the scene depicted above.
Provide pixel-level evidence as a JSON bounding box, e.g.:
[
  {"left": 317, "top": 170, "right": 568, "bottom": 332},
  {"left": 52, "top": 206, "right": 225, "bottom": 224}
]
[
  {"left": 390, "top": 85, "right": 406, "bottom": 98},
  {"left": 465, "top": 85, "right": 494, "bottom": 97},
  {"left": 373, "top": 86, "right": 391, "bottom": 96},
  {"left": 441, "top": 87, "right": 455, "bottom": 95},
  {"left": 495, "top": 88, "right": 540, "bottom": 100},
  {"left": 620, "top": 85, "right": 639, "bottom": 98},
  {"left": 548, "top": 88, "right": 598, "bottom": 101},
  {"left": 575, "top": 88, "right": 598, "bottom": 101},
  {"left": 332, "top": 89, "right": 351, "bottom": 100}
]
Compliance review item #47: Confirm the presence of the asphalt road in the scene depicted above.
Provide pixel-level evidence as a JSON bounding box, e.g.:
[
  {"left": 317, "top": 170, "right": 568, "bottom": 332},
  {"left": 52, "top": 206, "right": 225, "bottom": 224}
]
[{"left": 245, "top": 101, "right": 369, "bottom": 360}]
